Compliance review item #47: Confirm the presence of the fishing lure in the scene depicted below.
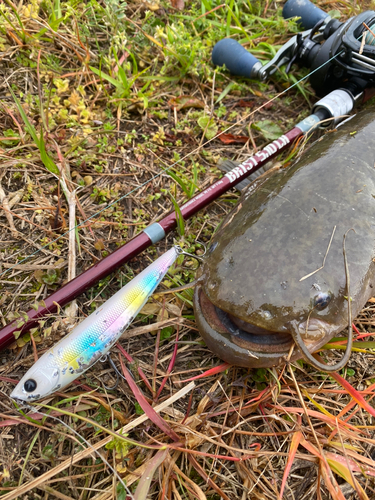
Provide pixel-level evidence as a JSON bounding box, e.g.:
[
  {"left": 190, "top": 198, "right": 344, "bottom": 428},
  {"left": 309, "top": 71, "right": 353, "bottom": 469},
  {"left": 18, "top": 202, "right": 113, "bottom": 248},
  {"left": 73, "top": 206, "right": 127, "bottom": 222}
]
[{"left": 11, "top": 246, "right": 182, "bottom": 402}]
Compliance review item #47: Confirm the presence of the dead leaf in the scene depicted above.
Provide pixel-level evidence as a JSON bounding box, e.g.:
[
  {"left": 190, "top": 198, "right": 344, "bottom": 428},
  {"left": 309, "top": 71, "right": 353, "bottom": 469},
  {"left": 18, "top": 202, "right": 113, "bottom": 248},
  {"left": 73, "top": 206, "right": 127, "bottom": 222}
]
[
  {"left": 157, "top": 308, "right": 169, "bottom": 322},
  {"left": 165, "top": 132, "right": 195, "bottom": 144},
  {"left": 170, "top": 0, "right": 184, "bottom": 10},
  {"left": 166, "top": 303, "right": 181, "bottom": 316},
  {"left": 94, "top": 239, "right": 105, "bottom": 251},
  {"left": 236, "top": 99, "right": 272, "bottom": 109},
  {"left": 169, "top": 95, "right": 205, "bottom": 111},
  {"left": 165, "top": 133, "right": 178, "bottom": 143},
  {"left": 263, "top": 100, "right": 273, "bottom": 110},
  {"left": 0, "top": 467, "right": 10, "bottom": 483},
  {"left": 6, "top": 30, "right": 23, "bottom": 47},
  {"left": 237, "top": 100, "right": 255, "bottom": 108},
  {"left": 116, "top": 463, "right": 128, "bottom": 474},
  {"left": 217, "top": 133, "right": 249, "bottom": 145},
  {"left": 144, "top": 1, "right": 160, "bottom": 11},
  {"left": 140, "top": 303, "right": 160, "bottom": 316}
]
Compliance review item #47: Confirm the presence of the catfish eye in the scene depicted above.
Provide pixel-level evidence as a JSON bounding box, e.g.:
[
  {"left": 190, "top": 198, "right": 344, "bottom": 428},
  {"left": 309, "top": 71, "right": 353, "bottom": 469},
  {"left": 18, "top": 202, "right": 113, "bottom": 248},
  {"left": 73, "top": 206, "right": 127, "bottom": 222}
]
[
  {"left": 314, "top": 292, "right": 331, "bottom": 311},
  {"left": 24, "top": 379, "right": 37, "bottom": 393}
]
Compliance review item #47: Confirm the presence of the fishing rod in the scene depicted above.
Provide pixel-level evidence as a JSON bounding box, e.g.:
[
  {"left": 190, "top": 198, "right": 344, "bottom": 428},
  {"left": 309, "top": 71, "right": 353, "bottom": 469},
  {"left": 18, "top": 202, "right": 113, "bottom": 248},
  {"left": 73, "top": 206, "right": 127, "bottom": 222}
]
[{"left": 1, "top": 0, "right": 375, "bottom": 352}]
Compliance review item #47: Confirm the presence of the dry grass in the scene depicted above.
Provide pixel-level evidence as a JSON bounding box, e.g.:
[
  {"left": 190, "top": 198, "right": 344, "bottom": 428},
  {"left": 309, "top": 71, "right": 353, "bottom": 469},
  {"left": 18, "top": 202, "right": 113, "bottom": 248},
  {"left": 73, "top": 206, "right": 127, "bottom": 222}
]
[{"left": 0, "top": 0, "right": 375, "bottom": 499}]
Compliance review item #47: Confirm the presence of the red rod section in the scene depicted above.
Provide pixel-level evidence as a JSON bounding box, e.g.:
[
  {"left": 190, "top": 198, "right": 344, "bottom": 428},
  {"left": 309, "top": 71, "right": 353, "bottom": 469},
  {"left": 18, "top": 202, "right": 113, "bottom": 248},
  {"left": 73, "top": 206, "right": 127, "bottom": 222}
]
[{"left": 0, "top": 126, "right": 302, "bottom": 351}]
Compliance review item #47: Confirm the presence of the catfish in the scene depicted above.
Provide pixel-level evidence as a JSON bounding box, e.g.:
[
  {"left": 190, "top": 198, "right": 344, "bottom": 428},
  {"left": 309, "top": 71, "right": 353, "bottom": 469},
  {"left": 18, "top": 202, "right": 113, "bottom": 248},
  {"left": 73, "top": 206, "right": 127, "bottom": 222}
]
[{"left": 194, "top": 110, "right": 375, "bottom": 370}]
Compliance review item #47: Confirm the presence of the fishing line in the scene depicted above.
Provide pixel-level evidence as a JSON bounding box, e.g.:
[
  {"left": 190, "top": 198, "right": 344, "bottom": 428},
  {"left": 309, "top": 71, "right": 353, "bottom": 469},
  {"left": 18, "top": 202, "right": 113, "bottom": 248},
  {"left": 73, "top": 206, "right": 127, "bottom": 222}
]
[
  {"left": 0, "top": 44, "right": 347, "bottom": 279},
  {"left": 100, "top": 354, "right": 120, "bottom": 390},
  {"left": 8, "top": 395, "right": 135, "bottom": 499}
]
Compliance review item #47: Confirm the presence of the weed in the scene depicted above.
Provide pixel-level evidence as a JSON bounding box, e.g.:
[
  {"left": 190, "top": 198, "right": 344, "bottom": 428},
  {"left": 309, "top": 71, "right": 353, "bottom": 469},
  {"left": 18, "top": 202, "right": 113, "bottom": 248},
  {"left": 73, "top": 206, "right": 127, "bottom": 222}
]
[{"left": 2, "top": 1, "right": 369, "bottom": 499}]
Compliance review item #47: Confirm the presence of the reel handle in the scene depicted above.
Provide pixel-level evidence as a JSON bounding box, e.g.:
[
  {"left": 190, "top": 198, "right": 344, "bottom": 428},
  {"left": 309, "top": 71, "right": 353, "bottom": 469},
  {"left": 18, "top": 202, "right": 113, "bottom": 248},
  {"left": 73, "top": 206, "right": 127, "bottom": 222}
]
[
  {"left": 282, "top": 0, "right": 329, "bottom": 29},
  {"left": 211, "top": 38, "right": 263, "bottom": 80}
]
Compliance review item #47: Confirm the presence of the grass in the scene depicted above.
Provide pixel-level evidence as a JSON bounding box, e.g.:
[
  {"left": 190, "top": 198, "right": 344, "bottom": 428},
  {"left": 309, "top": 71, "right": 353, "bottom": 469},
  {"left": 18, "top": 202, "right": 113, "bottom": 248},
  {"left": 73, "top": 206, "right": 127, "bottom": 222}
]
[{"left": 0, "top": 0, "right": 375, "bottom": 499}]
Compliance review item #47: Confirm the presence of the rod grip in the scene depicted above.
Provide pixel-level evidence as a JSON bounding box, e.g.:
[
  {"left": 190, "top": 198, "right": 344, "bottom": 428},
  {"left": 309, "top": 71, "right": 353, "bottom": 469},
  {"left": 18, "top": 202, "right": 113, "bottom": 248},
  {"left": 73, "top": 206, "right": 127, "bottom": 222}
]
[
  {"left": 282, "top": 0, "right": 329, "bottom": 29},
  {"left": 212, "top": 38, "right": 261, "bottom": 78}
]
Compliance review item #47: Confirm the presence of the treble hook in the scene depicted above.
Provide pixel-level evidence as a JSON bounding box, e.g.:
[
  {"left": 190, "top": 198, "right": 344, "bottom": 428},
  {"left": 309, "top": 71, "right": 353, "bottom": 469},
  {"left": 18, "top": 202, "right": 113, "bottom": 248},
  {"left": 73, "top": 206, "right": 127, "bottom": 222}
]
[
  {"left": 104, "top": 353, "right": 137, "bottom": 385},
  {"left": 99, "top": 354, "right": 119, "bottom": 390},
  {"left": 174, "top": 241, "right": 207, "bottom": 269}
]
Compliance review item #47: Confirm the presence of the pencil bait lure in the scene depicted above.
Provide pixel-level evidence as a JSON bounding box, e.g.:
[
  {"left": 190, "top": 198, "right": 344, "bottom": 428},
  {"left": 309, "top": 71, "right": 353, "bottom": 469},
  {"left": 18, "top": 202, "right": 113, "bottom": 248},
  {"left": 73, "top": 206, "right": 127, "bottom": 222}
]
[{"left": 11, "top": 246, "right": 182, "bottom": 402}]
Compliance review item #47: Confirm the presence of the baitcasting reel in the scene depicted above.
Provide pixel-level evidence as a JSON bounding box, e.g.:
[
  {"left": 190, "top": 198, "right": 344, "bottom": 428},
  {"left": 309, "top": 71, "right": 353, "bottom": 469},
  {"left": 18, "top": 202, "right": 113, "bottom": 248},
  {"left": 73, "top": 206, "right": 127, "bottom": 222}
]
[{"left": 212, "top": 0, "right": 375, "bottom": 99}]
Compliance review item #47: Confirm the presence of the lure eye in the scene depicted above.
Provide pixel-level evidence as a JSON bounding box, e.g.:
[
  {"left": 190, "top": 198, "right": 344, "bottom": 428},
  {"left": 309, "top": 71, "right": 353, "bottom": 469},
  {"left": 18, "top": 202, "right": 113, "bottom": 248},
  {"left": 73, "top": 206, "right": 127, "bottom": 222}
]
[
  {"left": 24, "top": 379, "right": 37, "bottom": 393},
  {"left": 314, "top": 292, "right": 331, "bottom": 311}
]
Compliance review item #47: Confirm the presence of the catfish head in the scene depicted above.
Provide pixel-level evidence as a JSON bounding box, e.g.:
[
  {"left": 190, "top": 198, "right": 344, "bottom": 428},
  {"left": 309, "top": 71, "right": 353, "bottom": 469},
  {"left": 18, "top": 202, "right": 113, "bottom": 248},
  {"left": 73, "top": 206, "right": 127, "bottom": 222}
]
[{"left": 194, "top": 110, "right": 375, "bottom": 369}]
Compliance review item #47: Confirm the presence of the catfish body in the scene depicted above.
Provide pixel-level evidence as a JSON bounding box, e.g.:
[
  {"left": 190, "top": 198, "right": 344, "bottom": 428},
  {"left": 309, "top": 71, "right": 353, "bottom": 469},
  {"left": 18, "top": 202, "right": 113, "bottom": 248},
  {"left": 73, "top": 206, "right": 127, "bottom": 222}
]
[{"left": 194, "top": 110, "right": 375, "bottom": 368}]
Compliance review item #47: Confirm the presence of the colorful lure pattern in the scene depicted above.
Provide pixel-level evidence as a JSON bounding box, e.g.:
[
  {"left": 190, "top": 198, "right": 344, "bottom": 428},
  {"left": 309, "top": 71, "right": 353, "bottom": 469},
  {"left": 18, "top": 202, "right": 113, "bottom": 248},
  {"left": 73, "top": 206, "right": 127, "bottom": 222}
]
[{"left": 11, "top": 246, "right": 180, "bottom": 401}]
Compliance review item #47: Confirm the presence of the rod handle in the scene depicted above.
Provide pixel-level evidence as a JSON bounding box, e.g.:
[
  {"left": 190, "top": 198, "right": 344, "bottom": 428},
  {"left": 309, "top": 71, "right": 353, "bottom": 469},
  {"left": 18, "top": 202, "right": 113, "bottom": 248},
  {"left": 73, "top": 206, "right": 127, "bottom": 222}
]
[
  {"left": 282, "top": 0, "right": 329, "bottom": 30},
  {"left": 212, "top": 38, "right": 262, "bottom": 79}
]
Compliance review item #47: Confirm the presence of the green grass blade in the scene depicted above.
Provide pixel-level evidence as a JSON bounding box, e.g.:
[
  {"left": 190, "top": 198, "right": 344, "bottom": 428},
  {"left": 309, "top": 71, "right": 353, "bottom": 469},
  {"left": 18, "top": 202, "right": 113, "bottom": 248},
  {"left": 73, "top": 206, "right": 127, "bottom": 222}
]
[
  {"left": 54, "top": 0, "right": 62, "bottom": 19},
  {"left": 18, "top": 430, "right": 41, "bottom": 486},
  {"left": 89, "top": 65, "right": 124, "bottom": 90},
  {"left": 38, "top": 130, "right": 60, "bottom": 175},
  {"left": 10, "top": 89, "right": 60, "bottom": 175},
  {"left": 111, "top": 47, "right": 130, "bottom": 91},
  {"left": 167, "top": 169, "right": 190, "bottom": 198},
  {"left": 3, "top": 0, "right": 27, "bottom": 41},
  {"left": 190, "top": 161, "right": 198, "bottom": 198},
  {"left": 10, "top": 88, "right": 40, "bottom": 147},
  {"left": 226, "top": 0, "right": 233, "bottom": 37},
  {"left": 215, "top": 82, "right": 235, "bottom": 104},
  {"left": 176, "top": 291, "right": 193, "bottom": 307},
  {"left": 128, "top": 51, "right": 138, "bottom": 75},
  {"left": 75, "top": 222, "right": 81, "bottom": 254},
  {"left": 169, "top": 193, "right": 185, "bottom": 236}
]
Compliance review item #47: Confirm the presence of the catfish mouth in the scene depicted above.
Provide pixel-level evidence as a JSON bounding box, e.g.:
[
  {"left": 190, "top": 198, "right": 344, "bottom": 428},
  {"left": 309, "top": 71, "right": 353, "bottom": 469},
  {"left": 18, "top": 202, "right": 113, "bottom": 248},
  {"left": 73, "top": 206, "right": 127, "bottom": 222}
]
[{"left": 199, "top": 288, "right": 294, "bottom": 354}]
